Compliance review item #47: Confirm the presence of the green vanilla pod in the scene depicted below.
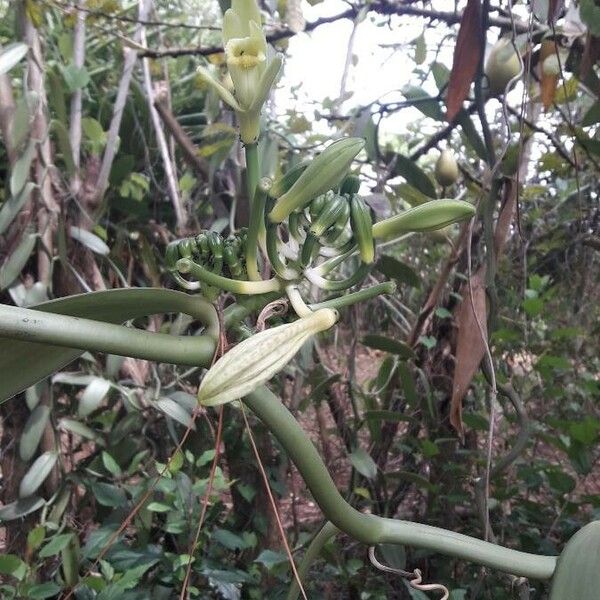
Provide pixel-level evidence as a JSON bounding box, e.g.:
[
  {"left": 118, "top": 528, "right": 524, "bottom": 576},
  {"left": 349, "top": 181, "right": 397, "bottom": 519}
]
[
  {"left": 198, "top": 309, "right": 338, "bottom": 406},
  {"left": 372, "top": 199, "right": 475, "bottom": 240},
  {"left": 269, "top": 138, "right": 365, "bottom": 223},
  {"left": 270, "top": 161, "right": 310, "bottom": 198},
  {"left": 349, "top": 194, "right": 375, "bottom": 264},
  {"left": 340, "top": 174, "right": 361, "bottom": 195},
  {"left": 310, "top": 195, "right": 350, "bottom": 238}
]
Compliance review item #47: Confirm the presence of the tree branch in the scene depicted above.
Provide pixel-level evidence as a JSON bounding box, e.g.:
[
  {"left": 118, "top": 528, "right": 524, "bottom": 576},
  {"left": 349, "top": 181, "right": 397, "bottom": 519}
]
[{"left": 139, "top": 2, "right": 538, "bottom": 59}]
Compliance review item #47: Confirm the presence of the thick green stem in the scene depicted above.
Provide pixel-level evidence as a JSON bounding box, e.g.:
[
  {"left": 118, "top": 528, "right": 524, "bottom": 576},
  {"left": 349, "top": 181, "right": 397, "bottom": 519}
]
[
  {"left": 245, "top": 143, "right": 260, "bottom": 205},
  {"left": 310, "top": 282, "right": 396, "bottom": 311},
  {"left": 287, "top": 521, "right": 340, "bottom": 600},
  {"left": 0, "top": 304, "right": 216, "bottom": 367},
  {"left": 243, "top": 387, "right": 557, "bottom": 581},
  {"left": 246, "top": 178, "right": 269, "bottom": 281},
  {"left": 176, "top": 258, "right": 282, "bottom": 295}
]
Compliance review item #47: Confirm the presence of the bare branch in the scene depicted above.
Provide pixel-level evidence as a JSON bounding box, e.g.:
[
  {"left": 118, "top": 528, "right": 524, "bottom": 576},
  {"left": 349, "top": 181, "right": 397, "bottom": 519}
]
[
  {"left": 139, "top": 0, "right": 186, "bottom": 232},
  {"left": 153, "top": 99, "right": 209, "bottom": 180},
  {"left": 139, "top": 2, "right": 538, "bottom": 59}
]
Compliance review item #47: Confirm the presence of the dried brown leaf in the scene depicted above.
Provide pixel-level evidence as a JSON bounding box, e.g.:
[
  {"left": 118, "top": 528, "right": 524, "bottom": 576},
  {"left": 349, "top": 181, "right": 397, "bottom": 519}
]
[
  {"left": 450, "top": 268, "right": 487, "bottom": 435},
  {"left": 446, "top": 0, "right": 482, "bottom": 122},
  {"left": 540, "top": 40, "right": 558, "bottom": 111}
]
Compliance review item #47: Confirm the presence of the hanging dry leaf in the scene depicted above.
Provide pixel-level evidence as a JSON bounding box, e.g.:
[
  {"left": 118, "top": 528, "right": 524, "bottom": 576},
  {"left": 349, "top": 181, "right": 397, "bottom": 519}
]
[
  {"left": 446, "top": 0, "right": 482, "bottom": 122},
  {"left": 450, "top": 268, "right": 487, "bottom": 435},
  {"left": 548, "top": 0, "right": 565, "bottom": 25},
  {"left": 540, "top": 40, "right": 559, "bottom": 111}
]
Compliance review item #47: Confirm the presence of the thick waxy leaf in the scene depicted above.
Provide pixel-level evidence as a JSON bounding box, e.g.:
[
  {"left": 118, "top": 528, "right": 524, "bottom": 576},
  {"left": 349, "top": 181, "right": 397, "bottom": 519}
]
[
  {"left": 0, "top": 42, "right": 28, "bottom": 75},
  {"left": 79, "top": 377, "right": 111, "bottom": 417},
  {"left": 0, "top": 496, "right": 45, "bottom": 521},
  {"left": 0, "top": 182, "right": 36, "bottom": 235},
  {"left": 10, "top": 140, "right": 35, "bottom": 197},
  {"left": 20, "top": 405, "right": 51, "bottom": 461},
  {"left": 391, "top": 154, "right": 437, "bottom": 198},
  {"left": 19, "top": 451, "right": 58, "bottom": 498},
  {"left": 0, "top": 232, "right": 37, "bottom": 290},
  {"left": 375, "top": 255, "right": 420, "bottom": 287},
  {"left": 0, "top": 288, "right": 217, "bottom": 403},
  {"left": 362, "top": 335, "right": 415, "bottom": 360},
  {"left": 349, "top": 447, "right": 378, "bottom": 479},
  {"left": 70, "top": 226, "right": 110, "bottom": 256},
  {"left": 154, "top": 398, "right": 196, "bottom": 430}
]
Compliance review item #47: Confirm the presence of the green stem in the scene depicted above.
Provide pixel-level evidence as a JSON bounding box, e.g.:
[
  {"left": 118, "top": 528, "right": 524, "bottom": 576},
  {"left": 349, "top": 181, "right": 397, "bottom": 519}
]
[
  {"left": 176, "top": 259, "right": 282, "bottom": 295},
  {"left": 266, "top": 221, "right": 299, "bottom": 280},
  {"left": 0, "top": 304, "right": 216, "bottom": 367},
  {"left": 309, "top": 282, "right": 396, "bottom": 311},
  {"left": 286, "top": 521, "right": 340, "bottom": 600},
  {"left": 245, "top": 143, "right": 260, "bottom": 206},
  {"left": 304, "top": 264, "right": 370, "bottom": 291},
  {"left": 246, "top": 178, "right": 270, "bottom": 281},
  {"left": 243, "top": 387, "right": 557, "bottom": 581}
]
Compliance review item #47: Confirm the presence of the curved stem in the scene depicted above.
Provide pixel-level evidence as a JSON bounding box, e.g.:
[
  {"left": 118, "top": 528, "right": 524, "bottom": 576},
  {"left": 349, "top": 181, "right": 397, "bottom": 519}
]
[
  {"left": 287, "top": 521, "right": 340, "bottom": 600},
  {"left": 266, "top": 221, "right": 299, "bottom": 280},
  {"left": 246, "top": 178, "right": 270, "bottom": 281},
  {"left": 309, "top": 282, "right": 396, "bottom": 311},
  {"left": 0, "top": 304, "right": 216, "bottom": 366},
  {"left": 176, "top": 258, "right": 283, "bottom": 295},
  {"left": 243, "top": 387, "right": 557, "bottom": 581},
  {"left": 304, "top": 264, "right": 369, "bottom": 291}
]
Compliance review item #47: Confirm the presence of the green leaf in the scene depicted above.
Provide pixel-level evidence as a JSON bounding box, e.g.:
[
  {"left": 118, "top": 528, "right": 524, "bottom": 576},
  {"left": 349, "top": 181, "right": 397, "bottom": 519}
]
[
  {"left": 349, "top": 447, "right": 377, "bottom": 479},
  {"left": 91, "top": 482, "right": 127, "bottom": 507},
  {"left": 62, "top": 63, "right": 90, "bottom": 91},
  {"left": 391, "top": 154, "right": 437, "bottom": 198},
  {"left": 402, "top": 85, "right": 442, "bottom": 120},
  {"left": 146, "top": 502, "right": 171, "bottom": 512},
  {"left": 25, "top": 583, "right": 62, "bottom": 599},
  {"left": 581, "top": 0, "right": 600, "bottom": 36},
  {"left": 58, "top": 418, "right": 101, "bottom": 441},
  {"left": 11, "top": 95, "right": 32, "bottom": 152},
  {"left": 582, "top": 101, "right": 600, "bottom": 127},
  {"left": 102, "top": 451, "right": 122, "bottom": 476},
  {"left": 0, "top": 43, "right": 28, "bottom": 75},
  {"left": 27, "top": 526, "right": 46, "bottom": 552},
  {"left": 375, "top": 255, "right": 420, "bottom": 287},
  {"left": 51, "top": 120, "right": 76, "bottom": 176},
  {"left": 213, "top": 529, "right": 246, "bottom": 550},
  {"left": 0, "top": 231, "right": 37, "bottom": 290},
  {"left": 10, "top": 140, "right": 35, "bottom": 197},
  {"left": 154, "top": 398, "right": 196, "bottom": 430},
  {"left": 79, "top": 377, "right": 111, "bottom": 417},
  {"left": 0, "top": 496, "right": 45, "bottom": 521},
  {"left": 414, "top": 33, "right": 426, "bottom": 65},
  {"left": 0, "top": 554, "right": 27, "bottom": 579},
  {"left": 254, "top": 549, "right": 288, "bottom": 569},
  {"left": 457, "top": 110, "right": 488, "bottom": 161},
  {"left": 39, "top": 533, "right": 73, "bottom": 558},
  {"left": 0, "top": 289, "right": 219, "bottom": 402},
  {"left": 0, "top": 182, "right": 36, "bottom": 236},
  {"left": 19, "top": 451, "right": 58, "bottom": 498},
  {"left": 362, "top": 335, "right": 414, "bottom": 359},
  {"left": 420, "top": 438, "right": 439, "bottom": 457},
  {"left": 19, "top": 404, "right": 51, "bottom": 462},
  {"left": 69, "top": 226, "right": 110, "bottom": 256}
]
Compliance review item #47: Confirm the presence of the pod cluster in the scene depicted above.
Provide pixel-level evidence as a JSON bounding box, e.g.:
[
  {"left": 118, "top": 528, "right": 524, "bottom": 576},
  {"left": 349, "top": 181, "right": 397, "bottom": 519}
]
[{"left": 166, "top": 229, "right": 249, "bottom": 283}]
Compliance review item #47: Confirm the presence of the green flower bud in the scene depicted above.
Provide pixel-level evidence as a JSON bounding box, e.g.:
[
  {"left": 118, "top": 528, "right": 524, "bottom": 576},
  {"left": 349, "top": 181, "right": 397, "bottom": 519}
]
[
  {"left": 268, "top": 137, "right": 365, "bottom": 223},
  {"left": 372, "top": 199, "right": 475, "bottom": 241}
]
